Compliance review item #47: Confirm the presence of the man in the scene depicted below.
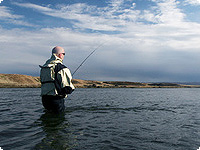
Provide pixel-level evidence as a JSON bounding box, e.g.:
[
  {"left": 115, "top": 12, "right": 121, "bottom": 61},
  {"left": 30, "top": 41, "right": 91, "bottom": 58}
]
[{"left": 40, "top": 46, "right": 75, "bottom": 113}]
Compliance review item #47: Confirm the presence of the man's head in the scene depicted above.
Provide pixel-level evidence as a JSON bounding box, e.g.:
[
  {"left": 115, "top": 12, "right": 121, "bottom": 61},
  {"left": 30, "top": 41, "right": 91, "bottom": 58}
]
[{"left": 52, "top": 46, "right": 65, "bottom": 60}]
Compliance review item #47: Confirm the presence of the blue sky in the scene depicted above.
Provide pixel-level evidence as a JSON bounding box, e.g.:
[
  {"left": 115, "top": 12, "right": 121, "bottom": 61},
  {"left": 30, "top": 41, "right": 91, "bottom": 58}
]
[{"left": 1, "top": 0, "right": 200, "bottom": 82}]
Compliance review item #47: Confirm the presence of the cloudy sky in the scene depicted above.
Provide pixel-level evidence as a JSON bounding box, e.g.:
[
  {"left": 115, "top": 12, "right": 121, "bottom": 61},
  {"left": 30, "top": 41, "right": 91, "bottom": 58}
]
[{"left": 1, "top": 0, "right": 200, "bottom": 82}]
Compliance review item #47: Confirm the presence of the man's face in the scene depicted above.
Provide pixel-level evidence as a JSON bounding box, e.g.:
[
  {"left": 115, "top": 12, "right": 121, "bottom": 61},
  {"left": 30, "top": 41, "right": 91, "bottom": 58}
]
[
  {"left": 57, "top": 48, "right": 65, "bottom": 60},
  {"left": 59, "top": 52, "right": 65, "bottom": 60}
]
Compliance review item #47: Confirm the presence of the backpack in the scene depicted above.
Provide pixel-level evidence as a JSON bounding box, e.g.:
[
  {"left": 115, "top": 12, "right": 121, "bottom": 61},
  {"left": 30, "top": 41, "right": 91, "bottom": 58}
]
[{"left": 39, "top": 64, "right": 64, "bottom": 97}]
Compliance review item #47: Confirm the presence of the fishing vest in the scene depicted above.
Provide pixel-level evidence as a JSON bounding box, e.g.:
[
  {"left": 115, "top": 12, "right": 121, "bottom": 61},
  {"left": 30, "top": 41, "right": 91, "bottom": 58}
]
[{"left": 40, "top": 54, "right": 75, "bottom": 97}]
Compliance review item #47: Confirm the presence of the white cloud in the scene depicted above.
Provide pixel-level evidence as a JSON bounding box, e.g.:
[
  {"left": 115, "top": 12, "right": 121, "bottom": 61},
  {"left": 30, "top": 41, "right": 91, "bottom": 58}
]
[
  {"left": 0, "top": 0, "right": 3, "bottom": 4},
  {"left": 144, "top": 0, "right": 185, "bottom": 25},
  {"left": 1, "top": 17, "right": 200, "bottom": 81},
  {"left": 0, "top": 6, "right": 22, "bottom": 19},
  {"left": 0, "top": 6, "right": 36, "bottom": 27},
  {"left": 1, "top": 0, "right": 200, "bottom": 81},
  {"left": 13, "top": 1, "right": 139, "bottom": 31},
  {"left": 13, "top": 0, "right": 188, "bottom": 32},
  {"left": 6, "top": 0, "right": 200, "bottom": 56},
  {"left": 184, "top": 0, "right": 200, "bottom": 5}
]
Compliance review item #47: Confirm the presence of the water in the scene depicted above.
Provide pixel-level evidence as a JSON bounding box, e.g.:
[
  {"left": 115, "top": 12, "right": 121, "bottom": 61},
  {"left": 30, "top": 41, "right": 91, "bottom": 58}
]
[{"left": 0, "top": 88, "right": 200, "bottom": 150}]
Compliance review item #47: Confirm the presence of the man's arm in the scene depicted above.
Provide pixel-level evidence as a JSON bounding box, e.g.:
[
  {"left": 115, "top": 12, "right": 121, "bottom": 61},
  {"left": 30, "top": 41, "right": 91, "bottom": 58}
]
[{"left": 55, "top": 63, "right": 75, "bottom": 95}]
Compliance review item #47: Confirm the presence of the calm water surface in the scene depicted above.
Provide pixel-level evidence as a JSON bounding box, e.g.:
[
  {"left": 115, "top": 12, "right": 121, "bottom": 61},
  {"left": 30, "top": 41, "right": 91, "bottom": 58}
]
[{"left": 0, "top": 88, "right": 200, "bottom": 150}]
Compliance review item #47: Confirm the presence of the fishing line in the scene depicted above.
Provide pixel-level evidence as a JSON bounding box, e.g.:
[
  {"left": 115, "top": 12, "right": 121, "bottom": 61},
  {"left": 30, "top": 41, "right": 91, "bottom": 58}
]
[{"left": 72, "top": 41, "right": 108, "bottom": 76}]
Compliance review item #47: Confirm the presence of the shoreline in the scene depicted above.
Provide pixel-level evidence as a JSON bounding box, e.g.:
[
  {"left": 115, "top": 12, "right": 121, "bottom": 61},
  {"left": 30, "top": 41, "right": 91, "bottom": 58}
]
[{"left": 0, "top": 73, "right": 200, "bottom": 88}]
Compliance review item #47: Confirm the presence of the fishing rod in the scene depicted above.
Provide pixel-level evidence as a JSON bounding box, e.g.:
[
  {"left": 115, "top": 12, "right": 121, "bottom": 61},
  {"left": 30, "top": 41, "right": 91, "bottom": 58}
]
[{"left": 72, "top": 41, "right": 107, "bottom": 76}]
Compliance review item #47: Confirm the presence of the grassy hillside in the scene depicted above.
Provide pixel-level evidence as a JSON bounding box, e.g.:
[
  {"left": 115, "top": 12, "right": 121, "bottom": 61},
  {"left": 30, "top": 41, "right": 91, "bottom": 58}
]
[
  {"left": 0, "top": 73, "right": 199, "bottom": 88},
  {"left": 0, "top": 74, "right": 41, "bottom": 88}
]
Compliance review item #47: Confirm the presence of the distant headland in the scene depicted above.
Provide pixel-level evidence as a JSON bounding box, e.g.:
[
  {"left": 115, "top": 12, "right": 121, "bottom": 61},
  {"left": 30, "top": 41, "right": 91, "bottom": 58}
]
[{"left": 0, "top": 73, "right": 200, "bottom": 88}]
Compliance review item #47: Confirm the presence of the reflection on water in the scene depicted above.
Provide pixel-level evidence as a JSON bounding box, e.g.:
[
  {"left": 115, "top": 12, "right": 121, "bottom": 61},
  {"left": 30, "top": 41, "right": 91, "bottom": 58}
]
[{"left": 33, "top": 111, "right": 76, "bottom": 150}]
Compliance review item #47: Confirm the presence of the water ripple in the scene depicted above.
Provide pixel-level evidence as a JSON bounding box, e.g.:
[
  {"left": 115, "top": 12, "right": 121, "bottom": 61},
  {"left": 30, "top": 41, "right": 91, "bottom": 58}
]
[{"left": 1, "top": 88, "right": 200, "bottom": 150}]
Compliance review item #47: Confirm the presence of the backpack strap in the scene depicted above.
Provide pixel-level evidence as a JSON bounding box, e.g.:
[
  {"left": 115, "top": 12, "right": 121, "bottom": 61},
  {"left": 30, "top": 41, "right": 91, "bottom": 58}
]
[{"left": 41, "top": 81, "right": 55, "bottom": 84}]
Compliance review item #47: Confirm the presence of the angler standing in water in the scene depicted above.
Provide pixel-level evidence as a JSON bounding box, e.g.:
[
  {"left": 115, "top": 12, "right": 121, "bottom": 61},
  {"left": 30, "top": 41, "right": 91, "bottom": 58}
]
[{"left": 40, "top": 46, "right": 75, "bottom": 113}]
